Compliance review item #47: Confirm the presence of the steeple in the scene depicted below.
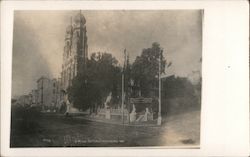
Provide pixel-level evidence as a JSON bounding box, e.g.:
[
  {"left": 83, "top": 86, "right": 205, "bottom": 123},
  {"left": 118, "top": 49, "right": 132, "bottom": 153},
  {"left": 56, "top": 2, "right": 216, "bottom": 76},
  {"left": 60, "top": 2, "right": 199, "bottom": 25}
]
[
  {"left": 73, "top": 10, "right": 86, "bottom": 26},
  {"left": 61, "top": 11, "right": 88, "bottom": 90}
]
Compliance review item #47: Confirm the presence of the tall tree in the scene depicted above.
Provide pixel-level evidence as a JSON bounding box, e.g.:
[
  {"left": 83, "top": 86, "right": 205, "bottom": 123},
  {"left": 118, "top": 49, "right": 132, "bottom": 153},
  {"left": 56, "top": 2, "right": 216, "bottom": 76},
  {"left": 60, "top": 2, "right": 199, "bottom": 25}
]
[
  {"left": 131, "top": 42, "right": 166, "bottom": 97},
  {"left": 68, "top": 52, "right": 122, "bottom": 111}
]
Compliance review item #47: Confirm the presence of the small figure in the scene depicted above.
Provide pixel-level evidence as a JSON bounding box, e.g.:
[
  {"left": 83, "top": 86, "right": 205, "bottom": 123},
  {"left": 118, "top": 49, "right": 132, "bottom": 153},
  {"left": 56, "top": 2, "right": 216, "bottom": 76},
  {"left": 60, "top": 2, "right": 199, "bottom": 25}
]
[
  {"left": 130, "top": 104, "right": 137, "bottom": 122},
  {"left": 143, "top": 107, "right": 150, "bottom": 122},
  {"left": 104, "top": 92, "right": 112, "bottom": 109}
]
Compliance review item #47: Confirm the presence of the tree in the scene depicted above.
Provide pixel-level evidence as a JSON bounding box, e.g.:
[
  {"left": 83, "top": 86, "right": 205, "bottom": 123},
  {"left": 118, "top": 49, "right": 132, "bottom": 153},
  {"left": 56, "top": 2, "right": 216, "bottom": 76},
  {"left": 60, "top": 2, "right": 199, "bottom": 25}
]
[
  {"left": 131, "top": 42, "right": 167, "bottom": 97},
  {"left": 161, "top": 76, "right": 200, "bottom": 116},
  {"left": 68, "top": 52, "right": 122, "bottom": 112}
]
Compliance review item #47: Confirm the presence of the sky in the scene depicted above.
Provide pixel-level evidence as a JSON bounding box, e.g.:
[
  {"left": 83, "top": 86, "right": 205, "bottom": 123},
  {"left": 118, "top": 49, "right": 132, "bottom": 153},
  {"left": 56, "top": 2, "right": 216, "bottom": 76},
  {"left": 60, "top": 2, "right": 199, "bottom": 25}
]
[{"left": 12, "top": 10, "right": 202, "bottom": 97}]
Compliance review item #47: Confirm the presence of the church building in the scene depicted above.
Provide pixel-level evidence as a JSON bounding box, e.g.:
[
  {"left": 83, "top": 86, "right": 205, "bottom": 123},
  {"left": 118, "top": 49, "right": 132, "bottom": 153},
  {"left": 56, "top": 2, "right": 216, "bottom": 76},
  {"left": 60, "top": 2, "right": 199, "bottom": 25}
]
[{"left": 61, "top": 11, "right": 88, "bottom": 90}]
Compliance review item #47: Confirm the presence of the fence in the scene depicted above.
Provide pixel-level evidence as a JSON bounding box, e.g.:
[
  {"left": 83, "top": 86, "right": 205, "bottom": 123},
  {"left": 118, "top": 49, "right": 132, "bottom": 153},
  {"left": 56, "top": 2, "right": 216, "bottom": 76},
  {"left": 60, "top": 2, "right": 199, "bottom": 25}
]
[{"left": 97, "top": 108, "right": 129, "bottom": 122}]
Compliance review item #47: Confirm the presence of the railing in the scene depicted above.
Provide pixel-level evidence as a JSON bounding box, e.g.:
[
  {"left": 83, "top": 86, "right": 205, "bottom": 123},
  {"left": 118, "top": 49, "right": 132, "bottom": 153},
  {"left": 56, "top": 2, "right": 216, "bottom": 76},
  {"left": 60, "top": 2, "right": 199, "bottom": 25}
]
[
  {"left": 98, "top": 108, "right": 129, "bottom": 116},
  {"left": 97, "top": 107, "right": 154, "bottom": 122}
]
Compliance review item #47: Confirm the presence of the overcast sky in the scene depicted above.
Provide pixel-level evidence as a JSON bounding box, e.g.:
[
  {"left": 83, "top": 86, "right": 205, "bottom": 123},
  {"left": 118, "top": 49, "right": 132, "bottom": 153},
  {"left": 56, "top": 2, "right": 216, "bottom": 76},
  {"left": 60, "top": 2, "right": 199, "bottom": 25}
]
[{"left": 12, "top": 10, "right": 202, "bottom": 97}]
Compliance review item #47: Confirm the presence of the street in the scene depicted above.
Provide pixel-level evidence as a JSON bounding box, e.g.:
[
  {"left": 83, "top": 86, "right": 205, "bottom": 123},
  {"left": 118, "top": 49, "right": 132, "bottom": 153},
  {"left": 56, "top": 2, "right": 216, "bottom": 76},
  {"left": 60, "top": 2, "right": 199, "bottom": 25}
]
[{"left": 10, "top": 110, "right": 200, "bottom": 147}]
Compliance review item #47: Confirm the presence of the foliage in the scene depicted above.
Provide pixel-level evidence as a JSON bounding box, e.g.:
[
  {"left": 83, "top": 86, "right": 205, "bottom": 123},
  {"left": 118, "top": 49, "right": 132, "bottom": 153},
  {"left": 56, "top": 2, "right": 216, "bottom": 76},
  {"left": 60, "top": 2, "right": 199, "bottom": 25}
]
[
  {"left": 68, "top": 42, "right": 182, "bottom": 113},
  {"left": 68, "top": 52, "right": 122, "bottom": 111},
  {"left": 162, "top": 76, "right": 196, "bottom": 98},
  {"left": 130, "top": 42, "right": 166, "bottom": 97},
  {"left": 161, "top": 76, "right": 201, "bottom": 116}
]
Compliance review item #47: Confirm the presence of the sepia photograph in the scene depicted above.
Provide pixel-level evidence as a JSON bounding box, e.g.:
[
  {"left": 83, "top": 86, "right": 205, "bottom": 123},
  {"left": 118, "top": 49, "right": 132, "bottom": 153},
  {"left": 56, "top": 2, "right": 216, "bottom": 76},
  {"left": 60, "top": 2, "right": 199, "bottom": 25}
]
[{"left": 10, "top": 10, "right": 202, "bottom": 147}]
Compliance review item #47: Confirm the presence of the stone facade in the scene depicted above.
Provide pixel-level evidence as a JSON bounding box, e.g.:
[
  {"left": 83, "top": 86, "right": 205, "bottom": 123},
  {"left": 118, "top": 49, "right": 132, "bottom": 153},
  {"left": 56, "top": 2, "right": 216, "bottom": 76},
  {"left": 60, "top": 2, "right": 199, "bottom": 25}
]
[
  {"left": 37, "top": 77, "right": 54, "bottom": 108},
  {"left": 61, "top": 11, "right": 88, "bottom": 90},
  {"left": 52, "top": 78, "right": 63, "bottom": 109},
  {"left": 36, "top": 77, "right": 63, "bottom": 109}
]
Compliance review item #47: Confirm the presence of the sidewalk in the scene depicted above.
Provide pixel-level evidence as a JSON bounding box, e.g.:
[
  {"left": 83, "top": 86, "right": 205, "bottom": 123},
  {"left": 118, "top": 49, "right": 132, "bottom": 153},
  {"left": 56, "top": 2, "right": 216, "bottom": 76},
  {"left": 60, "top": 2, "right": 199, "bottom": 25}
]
[{"left": 72, "top": 114, "right": 159, "bottom": 127}]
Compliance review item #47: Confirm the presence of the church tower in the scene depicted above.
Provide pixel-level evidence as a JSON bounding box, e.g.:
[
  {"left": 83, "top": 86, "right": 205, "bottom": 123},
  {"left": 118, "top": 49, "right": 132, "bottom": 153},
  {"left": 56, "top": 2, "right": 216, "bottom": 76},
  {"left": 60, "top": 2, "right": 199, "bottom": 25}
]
[{"left": 61, "top": 11, "right": 88, "bottom": 90}]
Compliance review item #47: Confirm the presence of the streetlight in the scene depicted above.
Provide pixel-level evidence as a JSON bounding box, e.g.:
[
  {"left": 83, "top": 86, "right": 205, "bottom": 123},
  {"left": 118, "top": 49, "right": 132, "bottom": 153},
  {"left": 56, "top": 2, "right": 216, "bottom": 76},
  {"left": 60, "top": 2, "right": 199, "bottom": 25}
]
[{"left": 157, "top": 49, "right": 163, "bottom": 126}]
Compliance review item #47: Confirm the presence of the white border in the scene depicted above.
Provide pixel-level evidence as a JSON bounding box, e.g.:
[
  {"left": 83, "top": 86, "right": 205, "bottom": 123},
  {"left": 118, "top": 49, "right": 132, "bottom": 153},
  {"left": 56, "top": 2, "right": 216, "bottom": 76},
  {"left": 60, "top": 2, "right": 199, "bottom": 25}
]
[{"left": 1, "top": 1, "right": 249, "bottom": 157}]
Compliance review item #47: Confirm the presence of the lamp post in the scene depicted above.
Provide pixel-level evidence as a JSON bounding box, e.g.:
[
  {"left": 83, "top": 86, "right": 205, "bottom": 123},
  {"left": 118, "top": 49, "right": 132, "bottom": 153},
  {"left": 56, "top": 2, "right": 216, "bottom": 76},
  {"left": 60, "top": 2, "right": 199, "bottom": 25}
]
[{"left": 157, "top": 49, "right": 163, "bottom": 126}]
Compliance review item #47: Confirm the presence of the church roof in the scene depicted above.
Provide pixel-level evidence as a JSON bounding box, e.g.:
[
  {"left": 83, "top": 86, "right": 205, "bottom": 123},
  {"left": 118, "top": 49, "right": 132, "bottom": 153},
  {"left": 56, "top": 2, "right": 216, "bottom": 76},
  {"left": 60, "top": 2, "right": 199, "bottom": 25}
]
[{"left": 74, "top": 12, "right": 86, "bottom": 25}]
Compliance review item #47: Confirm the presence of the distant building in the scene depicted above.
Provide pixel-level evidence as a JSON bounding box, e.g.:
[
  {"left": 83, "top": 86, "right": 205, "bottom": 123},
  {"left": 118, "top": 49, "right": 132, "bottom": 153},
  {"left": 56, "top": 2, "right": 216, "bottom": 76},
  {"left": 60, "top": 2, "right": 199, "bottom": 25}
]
[
  {"left": 37, "top": 76, "right": 54, "bottom": 108},
  {"left": 52, "top": 78, "right": 63, "bottom": 108},
  {"left": 36, "top": 76, "right": 63, "bottom": 110},
  {"left": 61, "top": 11, "right": 88, "bottom": 90},
  {"left": 17, "top": 95, "right": 32, "bottom": 106},
  {"left": 23, "top": 12, "right": 89, "bottom": 111},
  {"left": 31, "top": 89, "right": 38, "bottom": 105},
  {"left": 15, "top": 12, "right": 89, "bottom": 110}
]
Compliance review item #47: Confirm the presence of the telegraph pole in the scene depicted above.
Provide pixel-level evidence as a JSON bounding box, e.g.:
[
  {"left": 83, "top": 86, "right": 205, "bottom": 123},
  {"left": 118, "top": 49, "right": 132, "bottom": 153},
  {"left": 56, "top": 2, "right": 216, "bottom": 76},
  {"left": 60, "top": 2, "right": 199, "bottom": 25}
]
[
  {"left": 122, "top": 72, "right": 124, "bottom": 124},
  {"left": 121, "top": 49, "right": 126, "bottom": 125},
  {"left": 157, "top": 50, "right": 163, "bottom": 126},
  {"left": 41, "top": 78, "right": 44, "bottom": 110}
]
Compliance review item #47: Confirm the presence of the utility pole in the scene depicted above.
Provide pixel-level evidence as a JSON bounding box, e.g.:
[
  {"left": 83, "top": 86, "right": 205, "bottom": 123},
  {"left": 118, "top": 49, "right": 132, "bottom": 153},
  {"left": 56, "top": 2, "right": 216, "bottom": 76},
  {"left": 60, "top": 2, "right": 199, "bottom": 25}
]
[
  {"left": 122, "top": 72, "right": 124, "bottom": 124},
  {"left": 121, "top": 49, "right": 126, "bottom": 125},
  {"left": 157, "top": 50, "right": 163, "bottom": 126},
  {"left": 41, "top": 79, "right": 43, "bottom": 104}
]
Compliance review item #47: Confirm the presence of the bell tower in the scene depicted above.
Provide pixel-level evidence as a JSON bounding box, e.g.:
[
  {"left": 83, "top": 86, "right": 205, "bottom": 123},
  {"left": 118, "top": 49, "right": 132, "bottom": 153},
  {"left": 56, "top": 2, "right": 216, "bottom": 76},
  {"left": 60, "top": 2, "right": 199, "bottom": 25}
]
[
  {"left": 72, "top": 10, "right": 88, "bottom": 64},
  {"left": 61, "top": 11, "right": 88, "bottom": 90}
]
